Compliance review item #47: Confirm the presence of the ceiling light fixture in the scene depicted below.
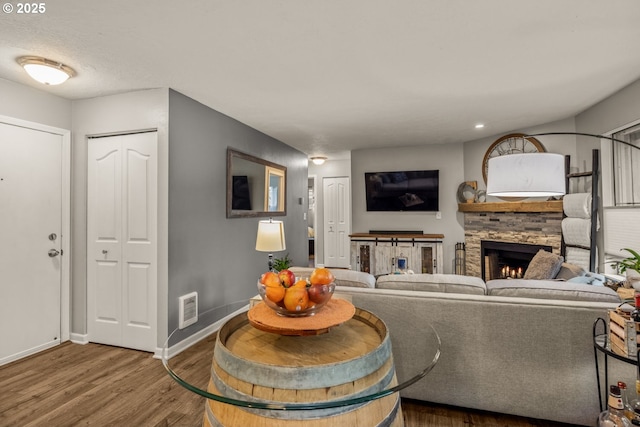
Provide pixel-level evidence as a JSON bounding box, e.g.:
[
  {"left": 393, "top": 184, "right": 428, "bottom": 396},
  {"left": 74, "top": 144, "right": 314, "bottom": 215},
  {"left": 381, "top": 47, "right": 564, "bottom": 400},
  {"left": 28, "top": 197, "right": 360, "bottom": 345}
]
[
  {"left": 17, "top": 56, "right": 76, "bottom": 85},
  {"left": 310, "top": 156, "right": 327, "bottom": 165},
  {"left": 475, "top": 124, "right": 485, "bottom": 129}
]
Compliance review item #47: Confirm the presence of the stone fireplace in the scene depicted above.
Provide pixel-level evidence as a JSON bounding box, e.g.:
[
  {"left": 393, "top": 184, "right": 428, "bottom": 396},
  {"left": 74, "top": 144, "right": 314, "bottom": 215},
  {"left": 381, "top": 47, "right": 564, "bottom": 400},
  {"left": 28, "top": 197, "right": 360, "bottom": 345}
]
[
  {"left": 460, "top": 201, "right": 563, "bottom": 279},
  {"left": 480, "top": 240, "right": 553, "bottom": 281}
]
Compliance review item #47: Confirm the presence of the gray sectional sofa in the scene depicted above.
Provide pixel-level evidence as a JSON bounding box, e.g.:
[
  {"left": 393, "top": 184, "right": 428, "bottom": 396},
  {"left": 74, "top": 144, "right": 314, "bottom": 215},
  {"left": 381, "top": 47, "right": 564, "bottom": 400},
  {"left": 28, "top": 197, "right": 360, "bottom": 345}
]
[{"left": 290, "top": 267, "right": 627, "bottom": 426}]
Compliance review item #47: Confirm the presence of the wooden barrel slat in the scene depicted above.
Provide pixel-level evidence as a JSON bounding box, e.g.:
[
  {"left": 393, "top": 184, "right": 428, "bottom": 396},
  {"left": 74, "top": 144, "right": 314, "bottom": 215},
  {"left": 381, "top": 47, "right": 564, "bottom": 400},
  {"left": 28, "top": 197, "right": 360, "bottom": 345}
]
[
  {"left": 215, "top": 317, "right": 391, "bottom": 390},
  {"left": 209, "top": 357, "right": 396, "bottom": 411},
  {"left": 205, "top": 380, "right": 402, "bottom": 426},
  {"left": 204, "top": 307, "right": 404, "bottom": 426}
]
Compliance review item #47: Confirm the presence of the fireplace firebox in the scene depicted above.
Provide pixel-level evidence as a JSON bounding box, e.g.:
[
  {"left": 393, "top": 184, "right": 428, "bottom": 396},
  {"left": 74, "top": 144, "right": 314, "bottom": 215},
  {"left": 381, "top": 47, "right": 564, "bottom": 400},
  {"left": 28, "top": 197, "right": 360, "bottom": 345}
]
[{"left": 481, "top": 240, "right": 553, "bottom": 281}]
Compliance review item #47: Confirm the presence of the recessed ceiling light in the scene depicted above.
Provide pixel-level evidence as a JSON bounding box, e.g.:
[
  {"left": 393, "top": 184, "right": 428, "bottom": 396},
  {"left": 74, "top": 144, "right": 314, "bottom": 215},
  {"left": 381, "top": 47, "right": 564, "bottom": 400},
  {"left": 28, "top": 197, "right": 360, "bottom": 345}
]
[
  {"left": 475, "top": 124, "right": 485, "bottom": 129},
  {"left": 310, "top": 156, "right": 327, "bottom": 165},
  {"left": 17, "top": 56, "right": 76, "bottom": 85}
]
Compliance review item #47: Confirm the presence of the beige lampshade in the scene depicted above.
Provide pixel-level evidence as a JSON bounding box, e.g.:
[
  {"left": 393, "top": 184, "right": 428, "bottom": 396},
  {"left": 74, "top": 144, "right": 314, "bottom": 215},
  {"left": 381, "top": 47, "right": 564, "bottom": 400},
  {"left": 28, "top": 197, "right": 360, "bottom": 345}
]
[
  {"left": 486, "top": 153, "right": 565, "bottom": 198},
  {"left": 255, "top": 220, "right": 286, "bottom": 252}
]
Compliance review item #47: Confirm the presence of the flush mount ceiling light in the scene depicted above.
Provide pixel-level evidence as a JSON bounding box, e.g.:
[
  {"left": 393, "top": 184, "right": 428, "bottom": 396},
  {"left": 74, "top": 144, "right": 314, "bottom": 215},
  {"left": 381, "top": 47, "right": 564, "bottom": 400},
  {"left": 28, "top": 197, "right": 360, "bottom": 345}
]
[
  {"left": 310, "top": 156, "right": 327, "bottom": 165},
  {"left": 475, "top": 123, "right": 485, "bottom": 129},
  {"left": 17, "top": 56, "right": 76, "bottom": 85}
]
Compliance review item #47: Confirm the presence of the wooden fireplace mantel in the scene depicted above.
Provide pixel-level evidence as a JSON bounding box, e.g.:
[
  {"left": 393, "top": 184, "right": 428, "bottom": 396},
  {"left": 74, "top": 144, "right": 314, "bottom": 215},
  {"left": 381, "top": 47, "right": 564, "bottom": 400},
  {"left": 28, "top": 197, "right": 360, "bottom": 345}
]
[{"left": 457, "top": 200, "right": 563, "bottom": 213}]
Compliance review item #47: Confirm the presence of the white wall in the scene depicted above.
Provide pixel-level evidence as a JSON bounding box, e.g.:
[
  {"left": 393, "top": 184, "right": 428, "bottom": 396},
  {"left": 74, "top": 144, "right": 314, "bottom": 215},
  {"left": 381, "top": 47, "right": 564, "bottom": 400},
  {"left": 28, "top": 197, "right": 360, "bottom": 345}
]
[
  {"left": 0, "top": 78, "right": 71, "bottom": 129},
  {"left": 71, "top": 89, "right": 170, "bottom": 343},
  {"left": 351, "top": 144, "right": 465, "bottom": 274}
]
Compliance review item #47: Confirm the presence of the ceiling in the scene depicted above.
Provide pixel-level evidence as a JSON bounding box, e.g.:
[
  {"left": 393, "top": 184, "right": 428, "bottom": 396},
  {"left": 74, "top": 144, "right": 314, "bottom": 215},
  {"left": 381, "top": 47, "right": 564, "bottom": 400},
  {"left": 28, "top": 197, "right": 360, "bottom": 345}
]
[{"left": 2, "top": 1, "right": 640, "bottom": 159}]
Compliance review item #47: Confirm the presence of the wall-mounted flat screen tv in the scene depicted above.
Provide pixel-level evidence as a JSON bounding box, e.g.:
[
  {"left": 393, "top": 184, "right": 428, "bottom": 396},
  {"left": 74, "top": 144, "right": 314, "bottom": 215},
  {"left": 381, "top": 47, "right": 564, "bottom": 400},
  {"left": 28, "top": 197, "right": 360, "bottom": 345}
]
[{"left": 365, "top": 170, "right": 439, "bottom": 212}]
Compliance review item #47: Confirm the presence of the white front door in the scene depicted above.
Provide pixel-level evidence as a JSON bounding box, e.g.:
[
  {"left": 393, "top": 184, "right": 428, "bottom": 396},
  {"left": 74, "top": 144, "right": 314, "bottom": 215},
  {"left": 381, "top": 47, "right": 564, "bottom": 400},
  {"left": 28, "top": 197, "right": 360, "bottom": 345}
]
[
  {"left": 87, "top": 132, "right": 157, "bottom": 352},
  {"left": 323, "top": 177, "right": 351, "bottom": 268},
  {"left": 0, "top": 122, "right": 63, "bottom": 365}
]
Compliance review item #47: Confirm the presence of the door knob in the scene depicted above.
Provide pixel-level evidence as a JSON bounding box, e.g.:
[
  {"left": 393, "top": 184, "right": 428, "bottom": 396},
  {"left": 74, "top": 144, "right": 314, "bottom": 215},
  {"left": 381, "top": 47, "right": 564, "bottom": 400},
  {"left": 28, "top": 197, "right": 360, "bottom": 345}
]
[{"left": 48, "top": 249, "right": 60, "bottom": 257}]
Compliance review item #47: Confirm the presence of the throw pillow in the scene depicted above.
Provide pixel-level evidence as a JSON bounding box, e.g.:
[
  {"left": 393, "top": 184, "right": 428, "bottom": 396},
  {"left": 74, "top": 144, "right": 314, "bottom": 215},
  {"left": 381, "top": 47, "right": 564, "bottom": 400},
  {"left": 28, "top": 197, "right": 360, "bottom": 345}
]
[
  {"left": 555, "top": 262, "right": 587, "bottom": 281},
  {"left": 523, "top": 250, "right": 564, "bottom": 280}
]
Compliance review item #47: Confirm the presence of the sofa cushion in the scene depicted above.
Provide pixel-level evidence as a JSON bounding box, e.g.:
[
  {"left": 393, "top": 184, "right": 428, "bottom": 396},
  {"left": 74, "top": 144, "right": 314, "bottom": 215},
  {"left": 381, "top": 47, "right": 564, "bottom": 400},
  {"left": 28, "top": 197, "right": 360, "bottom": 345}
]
[
  {"left": 524, "top": 250, "right": 564, "bottom": 280},
  {"left": 289, "top": 267, "right": 376, "bottom": 288},
  {"left": 376, "top": 274, "right": 486, "bottom": 295},
  {"left": 486, "top": 279, "right": 620, "bottom": 303}
]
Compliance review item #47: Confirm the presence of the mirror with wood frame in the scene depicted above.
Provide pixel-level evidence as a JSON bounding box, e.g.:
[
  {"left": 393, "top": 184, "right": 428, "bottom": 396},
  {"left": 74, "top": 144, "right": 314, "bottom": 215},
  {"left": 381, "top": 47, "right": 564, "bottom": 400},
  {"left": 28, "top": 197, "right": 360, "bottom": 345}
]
[{"left": 227, "top": 148, "right": 287, "bottom": 218}]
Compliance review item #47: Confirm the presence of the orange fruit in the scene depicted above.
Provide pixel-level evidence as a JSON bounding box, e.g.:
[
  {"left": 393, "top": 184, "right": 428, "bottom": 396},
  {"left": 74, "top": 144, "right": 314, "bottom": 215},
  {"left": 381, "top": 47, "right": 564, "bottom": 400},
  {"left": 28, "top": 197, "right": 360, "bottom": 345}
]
[
  {"left": 292, "top": 279, "right": 308, "bottom": 289},
  {"left": 309, "top": 268, "right": 334, "bottom": 285},
  {"left": 264, "top": 284, "right": 285, "bottom": 303},
  {"left": 283, "top": 287, "right": 309, "bottom": 312}
]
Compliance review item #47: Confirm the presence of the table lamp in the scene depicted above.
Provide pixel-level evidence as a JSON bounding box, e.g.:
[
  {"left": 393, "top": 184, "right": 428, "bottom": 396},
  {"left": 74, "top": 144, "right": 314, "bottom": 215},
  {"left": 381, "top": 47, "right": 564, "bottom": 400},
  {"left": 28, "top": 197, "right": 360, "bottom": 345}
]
[{"left": 255, "top": 219, "right": 286, "bottom": 271}]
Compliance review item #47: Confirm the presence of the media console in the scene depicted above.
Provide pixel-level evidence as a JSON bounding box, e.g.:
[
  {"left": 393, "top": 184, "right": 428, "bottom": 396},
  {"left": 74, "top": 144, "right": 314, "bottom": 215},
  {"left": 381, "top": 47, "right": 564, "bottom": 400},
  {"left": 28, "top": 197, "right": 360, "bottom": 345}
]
[{"left": 349, "top": 232, "right": 444, "bottom": 276}]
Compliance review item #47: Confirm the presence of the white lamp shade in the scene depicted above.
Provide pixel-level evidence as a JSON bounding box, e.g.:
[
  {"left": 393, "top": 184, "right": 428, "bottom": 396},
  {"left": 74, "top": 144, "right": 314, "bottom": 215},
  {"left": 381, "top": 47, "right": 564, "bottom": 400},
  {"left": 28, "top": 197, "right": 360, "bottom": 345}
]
[
  {"left": 255, "top": 220, "right": 286, "bottom": 252},
  {"left": 486, "top": 153, "right": 566, "bottom": 198}
]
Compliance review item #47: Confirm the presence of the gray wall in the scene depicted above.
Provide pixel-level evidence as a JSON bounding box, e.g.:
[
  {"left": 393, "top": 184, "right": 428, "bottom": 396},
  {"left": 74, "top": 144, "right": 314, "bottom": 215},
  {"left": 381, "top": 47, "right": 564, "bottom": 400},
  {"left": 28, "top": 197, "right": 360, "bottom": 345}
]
[
  {"left": 575, "top": 78, "right": 640, "bottom": 271},
  {"left": 3, "top": 72, "right": 639, "bottom": 345},
  {"left": 167, "top": 90, "right": 308, "bottom": 334},
  {"left": 351, "top": 143, "right": 466, "bottom": 273},
  {"left": 347, "top": 116, "right": 583, "bottom": 274},
  {"left": 575, "top": 78, "right": 640, "bottom": 150}
]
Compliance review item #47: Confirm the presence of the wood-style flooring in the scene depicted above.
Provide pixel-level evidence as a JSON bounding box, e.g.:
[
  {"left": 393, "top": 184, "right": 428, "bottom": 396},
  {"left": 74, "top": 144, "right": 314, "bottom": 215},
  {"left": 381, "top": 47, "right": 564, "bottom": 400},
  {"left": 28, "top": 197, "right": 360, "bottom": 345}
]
[{"left": 0, "top": 335, "right": 582, "bottom": 427}]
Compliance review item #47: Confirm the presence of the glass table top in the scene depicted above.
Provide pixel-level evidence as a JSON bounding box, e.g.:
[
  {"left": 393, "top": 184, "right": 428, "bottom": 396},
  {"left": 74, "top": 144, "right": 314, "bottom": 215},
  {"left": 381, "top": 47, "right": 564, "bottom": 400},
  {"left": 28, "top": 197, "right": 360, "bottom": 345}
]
[{"left": 161, "top": 298, "right": 441, "bottom": 411}]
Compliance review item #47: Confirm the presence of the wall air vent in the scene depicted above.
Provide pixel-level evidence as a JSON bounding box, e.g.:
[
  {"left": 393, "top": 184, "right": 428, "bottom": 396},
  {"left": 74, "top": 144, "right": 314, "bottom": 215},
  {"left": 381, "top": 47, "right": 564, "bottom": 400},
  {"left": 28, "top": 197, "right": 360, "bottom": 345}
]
[{"left": 178, "top": 292, "right": 198, "bottom": 329}]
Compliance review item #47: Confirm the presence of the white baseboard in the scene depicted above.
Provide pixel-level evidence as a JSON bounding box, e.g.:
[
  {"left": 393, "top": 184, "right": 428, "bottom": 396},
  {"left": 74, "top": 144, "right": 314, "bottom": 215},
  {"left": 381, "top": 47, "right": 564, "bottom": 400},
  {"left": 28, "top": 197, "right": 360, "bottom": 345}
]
[
  {"left": 0, "top": 339, "right": 60, "bottom": 367},
  {"left": 154, "top": 304, "right": 248, "bottom": 360},
  {"left": 70, "top": 333, "right": 89, "bottom": 345}
]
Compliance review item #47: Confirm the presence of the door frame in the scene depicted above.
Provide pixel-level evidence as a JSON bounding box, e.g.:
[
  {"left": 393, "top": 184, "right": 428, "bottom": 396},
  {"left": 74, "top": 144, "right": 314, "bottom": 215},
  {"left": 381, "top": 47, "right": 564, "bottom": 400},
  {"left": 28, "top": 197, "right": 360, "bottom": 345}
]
[
  {"left": 0, "top": 114, "right": 71, "bottom": 344},
  {"left": 308, "top": 175, "right": 317, "bottom": 266}
]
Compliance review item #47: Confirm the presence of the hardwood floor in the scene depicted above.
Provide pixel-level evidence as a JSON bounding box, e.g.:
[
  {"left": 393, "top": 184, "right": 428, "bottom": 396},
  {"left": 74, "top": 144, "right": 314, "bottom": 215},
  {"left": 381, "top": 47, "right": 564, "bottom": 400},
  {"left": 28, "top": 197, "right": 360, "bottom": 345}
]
[{"left": 0, "top": 336, "right": 582, "bottom": 427}]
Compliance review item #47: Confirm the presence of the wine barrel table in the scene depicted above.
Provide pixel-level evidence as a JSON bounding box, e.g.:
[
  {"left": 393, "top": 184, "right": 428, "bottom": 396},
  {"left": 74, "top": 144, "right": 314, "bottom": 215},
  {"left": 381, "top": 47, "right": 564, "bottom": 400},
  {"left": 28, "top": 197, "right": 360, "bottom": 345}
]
[{"left": 203, "top": 306, "right": 403, "bottom": 427}]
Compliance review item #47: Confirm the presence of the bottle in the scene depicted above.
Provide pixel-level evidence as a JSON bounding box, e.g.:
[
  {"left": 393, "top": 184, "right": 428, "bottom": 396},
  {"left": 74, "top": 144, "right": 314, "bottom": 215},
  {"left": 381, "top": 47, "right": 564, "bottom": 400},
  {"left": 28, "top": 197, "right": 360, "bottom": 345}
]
[
  {"left": 632, "top": 293, "right": 640, "bottom": 322},
  {"left": 599, "top": 384, "right": 632, "bottom": 426},
  {"left": 627, "top": 380, "right": 640, "bottom": 425},
  {"left": 618, "top": 381, "right": 634, "bottom": 420},
  {"left": 630, "top": 407, "right": 640, "bottom": 426}
]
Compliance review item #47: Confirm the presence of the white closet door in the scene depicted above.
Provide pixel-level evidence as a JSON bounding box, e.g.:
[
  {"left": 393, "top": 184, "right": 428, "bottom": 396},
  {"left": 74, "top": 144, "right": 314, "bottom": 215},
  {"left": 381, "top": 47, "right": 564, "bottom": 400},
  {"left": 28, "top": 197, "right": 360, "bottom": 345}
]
[
  {"left": 0, "top": 122, "right": 62, "bottom": 365},
  {"left": 87, "top": 132, "right": 157, "bottom": 352},
  {"left": 323, "top": 177, "right": 351, "bottom": 268}
]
